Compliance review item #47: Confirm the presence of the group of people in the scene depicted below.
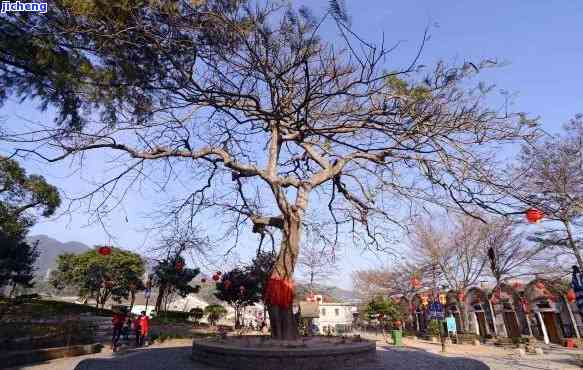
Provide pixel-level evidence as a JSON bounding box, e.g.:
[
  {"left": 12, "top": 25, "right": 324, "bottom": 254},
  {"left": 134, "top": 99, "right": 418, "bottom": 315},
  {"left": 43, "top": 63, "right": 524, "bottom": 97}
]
[{"left": 112, "top": 309, "right": 150, "bottom": 352}]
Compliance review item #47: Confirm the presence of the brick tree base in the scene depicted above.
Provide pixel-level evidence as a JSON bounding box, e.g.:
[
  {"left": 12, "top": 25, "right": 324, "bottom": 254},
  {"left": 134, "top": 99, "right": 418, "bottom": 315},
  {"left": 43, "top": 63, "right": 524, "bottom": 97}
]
[{"left": 192, "top": 336, "right": 376, "bottom": 370}]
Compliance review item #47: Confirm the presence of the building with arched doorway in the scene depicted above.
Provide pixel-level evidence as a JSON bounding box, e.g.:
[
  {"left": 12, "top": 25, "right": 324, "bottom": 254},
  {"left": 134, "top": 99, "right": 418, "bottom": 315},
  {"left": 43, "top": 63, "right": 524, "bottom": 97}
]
[
  {"left": 464, "top": 287, "right": 495, "bottom": 339},
  {"left": 490, "top": 283, "right": 529, "bottom": 338}
]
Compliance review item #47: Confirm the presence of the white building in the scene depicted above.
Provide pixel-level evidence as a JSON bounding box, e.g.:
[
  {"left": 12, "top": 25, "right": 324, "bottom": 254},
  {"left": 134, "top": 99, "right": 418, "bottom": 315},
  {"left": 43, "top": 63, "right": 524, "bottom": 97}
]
[{"left": 314, "top": 302, "right": 357, "bottom": 334}]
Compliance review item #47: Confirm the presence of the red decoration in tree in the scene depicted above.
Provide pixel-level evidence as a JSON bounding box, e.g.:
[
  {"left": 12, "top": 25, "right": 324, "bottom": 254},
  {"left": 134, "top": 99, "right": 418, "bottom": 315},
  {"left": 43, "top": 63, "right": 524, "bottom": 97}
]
[
  {"left": 457, "top": 291, "right": 465, "bottom": 302},
  {"left": 216, "top": 271, "right": 222, "bottom": 276},
  {"left": 224, "top": 280, "right": 232, "bottom": 289},
  {"left": 264, "top": 273, "right": 294, "bottom": 309},
  {"left": 567, "top": 289, "right": 576, "bottom": 303},
  {"left": 104, "top": 280, "right": 114, "bottom": 288},
  {"left": 410, "top": 277, "right": 421, "bottom": 289},
  {"left": 175, "top": 261, "right": 185, "bottom": 271},
  {"left": 97, "top": 246, "right": 112, "bottom": 256},
  {"left": 201, "top": 278, "right": 206, "bottom": 283},
  {"left": 212, "top": 274, "right": 220, "bottom": 282},
  {"left": 239, "top": 286, "right": 245, "bottom": 294},
  {"left": 526, "top": 208, "right": 544, "bottom": 223},
  {"left": 535, "top": 281, "right": 545, "bottom": 290},
  {"left": 394, "top": 320, "right": 402, "bottom": 327},
  {"left": 512, "top": 282, "right": 523, "bottom": 289}
]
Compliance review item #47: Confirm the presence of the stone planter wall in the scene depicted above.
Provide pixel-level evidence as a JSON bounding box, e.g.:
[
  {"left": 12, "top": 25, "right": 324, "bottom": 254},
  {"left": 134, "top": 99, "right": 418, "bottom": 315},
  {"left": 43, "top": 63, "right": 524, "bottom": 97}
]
[{"left": 192, "top": 337, "right": 376, "bottom": 370}]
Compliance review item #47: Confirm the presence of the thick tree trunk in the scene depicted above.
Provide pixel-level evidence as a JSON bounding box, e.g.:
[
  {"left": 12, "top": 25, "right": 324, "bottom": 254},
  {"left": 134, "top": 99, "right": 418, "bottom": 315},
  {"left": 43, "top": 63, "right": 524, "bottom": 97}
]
[{"left": 266, "top": 209, "right": 303, "bottom": 341}]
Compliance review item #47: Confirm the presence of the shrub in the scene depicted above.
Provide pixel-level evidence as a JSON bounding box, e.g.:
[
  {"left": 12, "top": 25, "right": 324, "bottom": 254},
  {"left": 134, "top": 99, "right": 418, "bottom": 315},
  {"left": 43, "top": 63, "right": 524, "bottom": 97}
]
[{"left": 427, "top": 320, "right": 441, "bottom": 337}]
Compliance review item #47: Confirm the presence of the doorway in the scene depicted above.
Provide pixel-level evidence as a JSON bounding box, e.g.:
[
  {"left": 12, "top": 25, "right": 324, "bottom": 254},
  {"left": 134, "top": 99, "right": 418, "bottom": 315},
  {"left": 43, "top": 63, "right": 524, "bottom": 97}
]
[
  {"left": 503, "top": 311, "right": 521, "bottom": 338},
  {"left": 476, "top": 311, "right": 488, "bottom": 337},
  {"left": 542, "top": 312, "right": 561, "bottom": 344}
]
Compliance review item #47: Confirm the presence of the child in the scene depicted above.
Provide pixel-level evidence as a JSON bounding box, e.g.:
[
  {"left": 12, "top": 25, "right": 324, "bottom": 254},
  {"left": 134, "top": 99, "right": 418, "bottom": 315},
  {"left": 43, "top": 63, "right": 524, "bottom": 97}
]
[
  {"left": 133, "top": 314, "right": 142, "bottom": 346},
  {"left": 139, "top": 311, "right": 150, "bottom": 346}
]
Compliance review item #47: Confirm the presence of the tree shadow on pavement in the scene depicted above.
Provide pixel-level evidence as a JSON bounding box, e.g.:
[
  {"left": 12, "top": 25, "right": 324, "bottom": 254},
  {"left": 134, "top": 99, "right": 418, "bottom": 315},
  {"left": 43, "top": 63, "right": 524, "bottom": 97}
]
[{"left": 369, "top": 346, "right": 490, "bottom": 370}]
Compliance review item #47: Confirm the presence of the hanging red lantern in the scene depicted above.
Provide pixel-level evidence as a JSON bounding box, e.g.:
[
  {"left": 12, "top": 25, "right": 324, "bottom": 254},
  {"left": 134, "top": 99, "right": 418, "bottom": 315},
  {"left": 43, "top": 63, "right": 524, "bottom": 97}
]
[
  {"left": 104, "top": 280, "right": 114, "bottom": 288},
  {"left": 201, "top": 278, "right": 207, "bottom": 283},
  {"left": 457, "top": 291, "right": 465, "bottom": 302},
  {"left": 394, "top": 320, "right": 402, "bottom": 327},
  {"left": 216, "top": 271, "right": 222, "bottom": 276},
  {"left": 567, "top": 289, "right": 576, "bottom": 303},
  {"left": 525, "top": 208, "right": 544, "bottom": 224},
  {"left": 411, "top": 277, "right": 421, "bottom": 289},
  {"left": 224, "top": 280, "right": 232, "bottom": 289},
  {"left": 212, "top": 274, "right": 220, "bottom": 282},
  {"left": 512, "top": 282, "right": 523, "bottom": 290},
  {"left": 420, "top": 295, "right": 429, "bottom": 307},
  {"left": 97, "top": 246, "right": 112, "bottom": 256},
  {"left": 535, "top": 281, "right": 545, "bottom": 290},
  {"left": 439, "top": 292, "right": 447, "bottom": 305},
  {"left": 175, "top": 261, "right": 185, "bottom": 271}
]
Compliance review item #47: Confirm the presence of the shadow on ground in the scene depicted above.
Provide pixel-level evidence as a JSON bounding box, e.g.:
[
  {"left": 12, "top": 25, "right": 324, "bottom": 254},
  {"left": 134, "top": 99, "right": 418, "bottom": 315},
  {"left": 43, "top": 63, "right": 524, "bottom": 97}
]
[{"left": 72, "top": 345, "right": 490, "bottom": 370}]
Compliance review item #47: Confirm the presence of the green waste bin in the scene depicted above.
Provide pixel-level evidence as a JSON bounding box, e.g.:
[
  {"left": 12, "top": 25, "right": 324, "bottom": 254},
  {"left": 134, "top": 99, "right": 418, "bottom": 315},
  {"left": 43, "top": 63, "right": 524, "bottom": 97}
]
[{"left": 391, "top": 330, "right": 402, "bottom": 346}]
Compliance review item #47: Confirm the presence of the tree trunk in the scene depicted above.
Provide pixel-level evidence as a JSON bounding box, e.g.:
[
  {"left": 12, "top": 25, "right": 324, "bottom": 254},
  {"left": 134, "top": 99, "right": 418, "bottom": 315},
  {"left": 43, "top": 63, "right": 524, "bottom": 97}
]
[
  {"left": 564, "top": 221, "right": 583, "bottom": 271},
  {"left": 129, "top": 290, "right": 136, "bottom": 313},
  {"left": 265, "top": 209, "right": 303, "bottom": 341},
  {"left": 155, "top": 283, "right": 166, "bottom": 313}
]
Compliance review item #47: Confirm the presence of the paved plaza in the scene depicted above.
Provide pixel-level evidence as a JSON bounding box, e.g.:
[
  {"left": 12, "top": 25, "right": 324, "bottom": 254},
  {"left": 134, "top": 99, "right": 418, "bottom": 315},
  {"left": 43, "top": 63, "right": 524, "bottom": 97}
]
[{"left": 10, "top": 338, "right": 583, "bottom": 370}]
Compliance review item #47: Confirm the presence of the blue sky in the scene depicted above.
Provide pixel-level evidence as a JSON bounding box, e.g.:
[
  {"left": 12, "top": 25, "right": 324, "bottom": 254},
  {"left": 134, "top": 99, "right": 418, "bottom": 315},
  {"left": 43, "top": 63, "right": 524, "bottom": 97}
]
[{"left": 1, "top": 1, "right": 582, "bottom": 289}]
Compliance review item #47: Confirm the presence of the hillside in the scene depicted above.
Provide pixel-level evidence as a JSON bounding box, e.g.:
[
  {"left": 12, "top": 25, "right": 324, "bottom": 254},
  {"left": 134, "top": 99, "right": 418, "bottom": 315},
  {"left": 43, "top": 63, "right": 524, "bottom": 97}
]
[{"left": 27, "top": 235, "right": 90, "bottom": 279}]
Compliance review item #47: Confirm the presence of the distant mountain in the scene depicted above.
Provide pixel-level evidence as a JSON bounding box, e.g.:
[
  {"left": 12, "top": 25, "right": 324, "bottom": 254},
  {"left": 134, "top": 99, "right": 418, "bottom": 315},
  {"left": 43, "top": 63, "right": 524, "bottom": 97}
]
[
  {"left": 27, "top": 235, "right": 91, "bottom": 280},
  {"left": 296, "top": 283, "right": 358, "bottom": 302}
]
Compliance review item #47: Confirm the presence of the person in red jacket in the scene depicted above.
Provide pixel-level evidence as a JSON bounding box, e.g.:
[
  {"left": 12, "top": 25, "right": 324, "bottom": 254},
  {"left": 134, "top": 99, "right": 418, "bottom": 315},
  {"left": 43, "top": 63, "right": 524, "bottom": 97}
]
[
  {"left": 111, "top": 310, "right": 126, "bottom": 351},
  {"left": 139, "top": 311, "right": 149, "bottom": 346}
]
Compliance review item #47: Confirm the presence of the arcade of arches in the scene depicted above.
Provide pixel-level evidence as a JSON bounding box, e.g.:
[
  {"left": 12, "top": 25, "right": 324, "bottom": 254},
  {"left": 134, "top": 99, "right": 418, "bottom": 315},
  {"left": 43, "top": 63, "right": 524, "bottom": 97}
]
[{"left": 401, "top": 279, "right": 582, "bottom": 345}]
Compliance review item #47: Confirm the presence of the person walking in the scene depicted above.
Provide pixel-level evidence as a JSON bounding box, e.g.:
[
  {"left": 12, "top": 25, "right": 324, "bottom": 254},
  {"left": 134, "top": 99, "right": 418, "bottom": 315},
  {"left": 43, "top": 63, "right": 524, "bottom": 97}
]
[
  {"left": 139, "top": 311, "right": 150, "bottom": 346},
  {"left": 111, "top": 310, "right": 126, "bottom": 352}
]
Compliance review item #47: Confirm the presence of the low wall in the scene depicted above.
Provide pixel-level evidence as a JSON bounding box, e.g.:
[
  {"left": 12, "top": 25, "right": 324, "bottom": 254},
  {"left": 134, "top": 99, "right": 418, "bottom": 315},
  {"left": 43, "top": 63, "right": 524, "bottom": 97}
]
[
  {"left": 0, "top": 343, "right": 103, "bottom": 368},
  {"left": 192, "top": 337, "right": 376, "bottom": 370}
]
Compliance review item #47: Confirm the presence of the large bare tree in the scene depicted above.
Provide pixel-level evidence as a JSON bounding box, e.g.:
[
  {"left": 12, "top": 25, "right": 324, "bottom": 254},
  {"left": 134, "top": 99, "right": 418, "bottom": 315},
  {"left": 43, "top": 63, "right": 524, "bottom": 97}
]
[
  {"left": 506, "top": 116, "right": 583, "bottom": 270},
  {"left": 0, "top": 1, "right": 536, "bottom": 339}
]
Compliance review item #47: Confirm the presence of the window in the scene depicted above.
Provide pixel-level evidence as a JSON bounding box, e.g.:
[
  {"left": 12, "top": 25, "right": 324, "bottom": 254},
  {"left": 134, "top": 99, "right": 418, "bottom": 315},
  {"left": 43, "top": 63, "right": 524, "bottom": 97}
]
[
  {"left": 321, "top": 308, "right": 326, "bottom": 316},
  {"left": 335, "top": 308, "right": 340, "bottom": 316}
]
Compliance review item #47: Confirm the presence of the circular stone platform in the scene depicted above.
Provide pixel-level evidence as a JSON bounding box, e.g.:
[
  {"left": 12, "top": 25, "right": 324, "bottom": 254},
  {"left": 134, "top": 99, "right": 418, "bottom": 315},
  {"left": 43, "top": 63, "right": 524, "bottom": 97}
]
[{"left": 191, "top": 335, "right": 376, "bottom": 370}]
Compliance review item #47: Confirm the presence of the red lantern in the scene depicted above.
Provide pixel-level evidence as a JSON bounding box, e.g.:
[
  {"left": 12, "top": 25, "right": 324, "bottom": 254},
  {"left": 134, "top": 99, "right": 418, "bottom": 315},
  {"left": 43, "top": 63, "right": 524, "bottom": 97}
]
[
  {"left": 535, "top": 281, "right": 545, "bottom": 290},
  {"left": 526, "top": 208, "right": 544, "bottom": 224},
  {"left": 216, "top": 271, "right": 222, "bottom": 276},
  {"left": 97, "top": 246, "right": 112, "bottom": 256},
  {"left": 394, "top": 320, "right": 402, "bottom": 327},
  {"left": 420, "top": 295, "right": 429, "bottom": 307},
  {"left": 457, "top": 291, "right": 465, "bottom": 302},
  {"left": 201, "top": 278, "right": 207, "bottom": 283},
  {"left": 212, "top": 274, "right": 220, "bottom": 282},
  {"left": 224, "top": 280, "right": 232, "bottom": 289},
  {"left": 175, "top": 261, "right": 185, "bottom": 271},
  {"left": 567, "top": 289, "right": 576, "bottom": 303},
  {"left": 104, "top": 280, "right": 114, "bottom": 288},
  {"left": 439, "top": 292, "right": 447, "bottom": 305},
  {"left": 411, "top": 277, "right": 421, "bottom": 289}
]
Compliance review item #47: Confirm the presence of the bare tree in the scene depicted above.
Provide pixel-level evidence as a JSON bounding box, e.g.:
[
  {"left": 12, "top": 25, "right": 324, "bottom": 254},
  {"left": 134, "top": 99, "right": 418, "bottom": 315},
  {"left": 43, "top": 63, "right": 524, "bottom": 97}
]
[
  {"left": 352, "top": 262, "right": 420, "bottom": 300},
  {"left": 506, "top": 116, "right": 583, "bottom": 269},
  {"left": 1, "top": 2, "right": 537, "bottom": 339},
  {"left": 297, "top": 241, "right": 338, "bottom": 293}
]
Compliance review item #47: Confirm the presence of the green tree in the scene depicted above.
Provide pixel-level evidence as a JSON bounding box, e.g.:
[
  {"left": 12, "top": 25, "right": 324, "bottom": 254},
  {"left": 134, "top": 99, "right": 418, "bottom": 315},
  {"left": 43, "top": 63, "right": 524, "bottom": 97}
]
[
  {"left": 214, "top": 267, "right": 262, "bottom": 328},
  {"left": 50, "top": 248, "right": 145, "bottom": 308},
  {"left": 204, "top": 304, "right": 227, "bottom": 326},
  {"left": 152, "top": 256, "right": 200, "bottom": 313},
  {"left": 0, "top": 229, "right": 39, "bottom": 296},
  {"left": 190, "top": 307, "right": 204, "bottom": 325},
  {"left": 364, "top": 296, "right": 402, "bottom": 324},
  {"left": 0, "top": 157, "right": 61, "bottom": 237}
]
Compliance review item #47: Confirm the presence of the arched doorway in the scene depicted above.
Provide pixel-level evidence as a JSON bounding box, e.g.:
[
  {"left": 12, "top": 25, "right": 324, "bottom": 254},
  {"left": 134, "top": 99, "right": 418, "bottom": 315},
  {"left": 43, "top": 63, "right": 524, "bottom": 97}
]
[
  {"left": 525, "top": 279, "right": 564, "bottom": 344},
  {"left": 445, "top": 290, "right": 463, "bottom": 332},
  {"left": 465, "top": 288, "right": 492, "bottom": 338},
  {"left": 492, "top": 283, "right": 526, "bottom": 338}
]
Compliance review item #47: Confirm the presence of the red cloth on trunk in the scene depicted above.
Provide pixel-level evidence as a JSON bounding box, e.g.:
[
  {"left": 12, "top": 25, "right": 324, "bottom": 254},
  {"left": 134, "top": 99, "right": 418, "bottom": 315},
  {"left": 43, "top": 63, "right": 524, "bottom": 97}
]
[{"left": 264, "top": 273, "right": 294, "bottom": 308}]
